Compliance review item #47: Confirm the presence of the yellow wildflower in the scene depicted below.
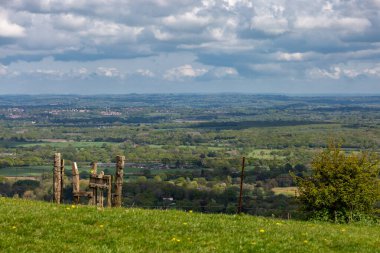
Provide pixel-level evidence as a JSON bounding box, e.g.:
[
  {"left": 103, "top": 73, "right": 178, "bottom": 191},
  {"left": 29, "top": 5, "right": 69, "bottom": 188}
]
[
  {"left": 304, "top": 240, "right": 308, "bottom": 243},
  {"left": 11, "top": 226, "right": 16, "bottom": 229},
  {"left": 189, "top": 210, "right": 193, "bottom": 213},
  {"left": 259, "top": 229, "right": 265, "bottom": 233},
  {"left": 99, "top": 224, "right": 104, "bottom": 228}
]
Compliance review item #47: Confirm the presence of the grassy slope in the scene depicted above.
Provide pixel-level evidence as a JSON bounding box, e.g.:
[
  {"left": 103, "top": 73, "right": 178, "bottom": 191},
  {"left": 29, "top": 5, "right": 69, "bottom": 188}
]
[{"left": 0, "top": 198, "right": 379, "bottom": 253}]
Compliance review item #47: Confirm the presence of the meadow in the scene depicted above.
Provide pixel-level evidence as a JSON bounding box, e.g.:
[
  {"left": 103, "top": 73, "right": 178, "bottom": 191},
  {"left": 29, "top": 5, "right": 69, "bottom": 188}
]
[{"left": 0, "top": 198, "right": 379, "bottom": 253}]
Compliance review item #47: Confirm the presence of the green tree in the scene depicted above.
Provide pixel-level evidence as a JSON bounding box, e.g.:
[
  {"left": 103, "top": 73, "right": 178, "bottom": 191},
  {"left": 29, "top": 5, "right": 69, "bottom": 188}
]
[{"left": 293, "top": 144, "right": 380, "bottom": 222}]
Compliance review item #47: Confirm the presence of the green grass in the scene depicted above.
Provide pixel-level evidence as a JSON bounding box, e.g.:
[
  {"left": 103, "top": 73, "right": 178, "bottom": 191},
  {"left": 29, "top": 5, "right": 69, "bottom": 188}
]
[{"left": 0, "top": 198, "right": 379, "bottom": 252}]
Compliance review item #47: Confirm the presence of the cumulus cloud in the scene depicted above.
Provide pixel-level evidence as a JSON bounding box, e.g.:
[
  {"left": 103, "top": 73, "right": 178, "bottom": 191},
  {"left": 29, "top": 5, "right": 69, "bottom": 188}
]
[
  {"left": 96, "top": 67, "right": 123, "bottom": 78},
  {"left": 136, "top": 69, "right": 155, "bottom": 77},
  {"left": 0, "top": 10, "right": 25, "bottom": 38},
  {"left": 308, "top": 63, "right": 380, "bottom": 79},
  {"left": 212, "top": 67, "right": 238, "bottom": 78},
  {"left": 294, "top": 16, "right": 371, "bottom": 33},
  {"left": 164, "top": 64, "right": 208, "bottom": 81},
  {"left": 277, "top": 52, "right": 305, "bottom": 61}
]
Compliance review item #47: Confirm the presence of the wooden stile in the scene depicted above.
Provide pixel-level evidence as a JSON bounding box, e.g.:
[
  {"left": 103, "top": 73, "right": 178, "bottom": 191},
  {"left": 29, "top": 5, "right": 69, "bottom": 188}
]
[{"left": 56, "top": 154, "right": 123, "bottom": 208}]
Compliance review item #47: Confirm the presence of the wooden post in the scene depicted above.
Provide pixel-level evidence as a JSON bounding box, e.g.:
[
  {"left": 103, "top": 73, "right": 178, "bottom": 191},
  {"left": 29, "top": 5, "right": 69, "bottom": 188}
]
[
  {"left": 237, "top": 157, "right": 246, "bottom": 214},
  {"left": 105, "top": 175, "right": 112, "bottom": 207},
  {"left": 53, "top": 153, "right": 61, "bottom": 204},
  {"left": 99, "top": 189, "right": 104, "bottom": 208},
  {"left": 98, "top": 171, "right": 104, "bottom": 208},
  {"left": 60, "top": 159, "right": 65, "bottom": 203},
  {"left": 91, "top": 162, "right": 97, "bottom": 206},
  {"left": 114, "top": 155, "right": 125, "bottom": 207},
  {"left": 72, "top": 162, "right": 80, "bottom": 204},
  {"left": 91, "top": 162, "right": 97, "bottom": 175}
]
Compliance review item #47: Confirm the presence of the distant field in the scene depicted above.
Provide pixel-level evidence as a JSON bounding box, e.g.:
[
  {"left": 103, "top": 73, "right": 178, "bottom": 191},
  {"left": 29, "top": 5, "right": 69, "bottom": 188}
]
[
  {"left": 247, "top": 149, "right": 286, "bottom": 160},
  {"left": 0, "top": 165, "right": 184, "bottom": 178},
  {"left": 16, "top": 141, "right": 115, "bottom": 148},
  {"left": 272, "top": 187, "right": 298, "bottom": 197},
  {"left": 0, "top": 198, "right": 379, "bottom": 252},
  {"left": 148, "top": 144, "right": 226, "bottom": 151},
  {"left": 0, "top": 166, "right": 51, "bottom": 177}
]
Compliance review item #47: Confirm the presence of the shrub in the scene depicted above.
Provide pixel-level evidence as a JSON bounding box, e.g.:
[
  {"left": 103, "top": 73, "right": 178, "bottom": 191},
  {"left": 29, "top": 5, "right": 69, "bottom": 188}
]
[{"left": 293, "top": 144, "right": 380, "bottom": 222}]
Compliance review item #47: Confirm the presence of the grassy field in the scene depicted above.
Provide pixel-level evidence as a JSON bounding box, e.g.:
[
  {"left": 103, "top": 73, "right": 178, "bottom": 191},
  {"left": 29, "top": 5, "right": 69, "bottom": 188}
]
[
  {"left": 0, "top": 165, "right": 181, "bottom": 178},
  {"left": 247, "top": 149, "right": 286, "bottom": 160},
  {"left": 0, "top": 198, "right": 379, "bottom": 252},
  {"left": 0, "top": 166, "right": 51, "bottom": 177},
  {"left": 16, "top": 141, "right": 114, "bottom": 148},
  {"left": 272, "top": 187, "right": 298, "bottom": 197}
]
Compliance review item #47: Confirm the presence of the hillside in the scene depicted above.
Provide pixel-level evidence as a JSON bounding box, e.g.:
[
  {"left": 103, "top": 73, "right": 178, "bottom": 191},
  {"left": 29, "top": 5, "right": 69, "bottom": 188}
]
[{"left": 0, "top": 198, "right": 379, "bottom": 253}]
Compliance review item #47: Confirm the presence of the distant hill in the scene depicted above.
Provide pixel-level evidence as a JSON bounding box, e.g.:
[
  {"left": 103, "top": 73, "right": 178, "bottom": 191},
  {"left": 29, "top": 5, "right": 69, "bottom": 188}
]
[{"left": 0, "top": 198, "right": 379, "bottom": 252}]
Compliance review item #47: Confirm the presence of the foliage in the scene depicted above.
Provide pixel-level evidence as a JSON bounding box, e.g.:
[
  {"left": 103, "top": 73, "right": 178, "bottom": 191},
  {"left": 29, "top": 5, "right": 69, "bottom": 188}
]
[
  {"left": 293, "top": 144, "right": 380, "bottom": 222},
  {"left": 0, "top": 198, "right": 380, "bottom": 252}
]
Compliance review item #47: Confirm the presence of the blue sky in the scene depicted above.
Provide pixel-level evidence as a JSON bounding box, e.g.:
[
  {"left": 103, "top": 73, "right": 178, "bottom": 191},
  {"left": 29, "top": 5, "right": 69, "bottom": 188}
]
[{"left": 0, "top": 0, "right": 379, "bottom": 94}]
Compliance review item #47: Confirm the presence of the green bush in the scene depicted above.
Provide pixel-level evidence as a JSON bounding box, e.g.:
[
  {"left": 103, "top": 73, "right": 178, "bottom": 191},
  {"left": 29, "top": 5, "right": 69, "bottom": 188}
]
[{"left": 293, "top": 144, "right": 380, "bottom": 222}]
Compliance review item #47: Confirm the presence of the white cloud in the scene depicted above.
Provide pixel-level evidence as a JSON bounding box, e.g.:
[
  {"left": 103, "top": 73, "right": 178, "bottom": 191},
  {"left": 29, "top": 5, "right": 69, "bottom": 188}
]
[
  {"left": 0, "top": 64, "right": 8, "bottom": 75},
  {"left": 250, "top": 15, "right": 288, "bottom": 35},
  {"left": 322, "top": 2, "right": 333, "bottom": 12},
  {"left": 0, "top": 10, "right": 25, "bottom": 38},
  {"left": 164, "top": 64, "right": 208, "bottom": 81},
  {"left": 96, "top": 67, "right": 123, "bottom": 78},
  {"left": 277, "top": 52, "right": 304, "bottom": 61},
  {"left": 77, "top": 67, "right": 88, "bottom": 75},
  {"left": 308, "top": 64, "right": 380, "bottom": 79},
  {"left": 162, "top": 10, "right": 210, "bottom": 30},
  {"left": 54, "top": 13, "right": 88, "bottom": 31},
  {"left": 295, "top": 16, "right": 371, "bottom": 33},
  {"left": 212, "top": 67, "right": 238, "bottom": 78},
  {"left": 32, "top": 69, "right": 64, "bottom": 76},
  {"left": 136, "top": 69, "right": 155, "bottom": 77}
]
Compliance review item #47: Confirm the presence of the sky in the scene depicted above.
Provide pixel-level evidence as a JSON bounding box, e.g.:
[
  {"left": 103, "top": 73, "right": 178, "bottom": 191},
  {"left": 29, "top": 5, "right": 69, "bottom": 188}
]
[{"left": 0, "top": 0, "right": 379, "bottom": 94}]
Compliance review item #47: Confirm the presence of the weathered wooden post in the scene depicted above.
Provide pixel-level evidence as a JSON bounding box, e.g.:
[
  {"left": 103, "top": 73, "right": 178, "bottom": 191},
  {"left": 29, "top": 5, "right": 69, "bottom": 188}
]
[
  {"left": 105, "top": 175, "right": 112, "bottom": 207},
  {"left": 53, "top": 153, "right": 62, "bottom": 204},
  {"left": 237, "top": 156, "right": 246, "bottom": 214},
  {"left": 90, "top": 162, "right": 97, "bottom": 175},
  {"left": 98, "top": 171, "right": 104, "bottom": 207},
  {"left": 72, "top": 162, "right": 80, "bottom": 204},
  {"left": 114, "top": 155, "right": 125, "bottom": 207},
  {"left": 60, "top": 158, "right": 65, "bottom": 203},
  {"left": 90, "top": 162, "right": 98, "bottom": 205}
]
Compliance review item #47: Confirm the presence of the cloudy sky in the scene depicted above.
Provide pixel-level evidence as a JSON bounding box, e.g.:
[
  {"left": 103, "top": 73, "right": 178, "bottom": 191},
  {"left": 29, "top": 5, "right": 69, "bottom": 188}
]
[{"left": 0, "top": 0, "right": 379, "bottom": 94}]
